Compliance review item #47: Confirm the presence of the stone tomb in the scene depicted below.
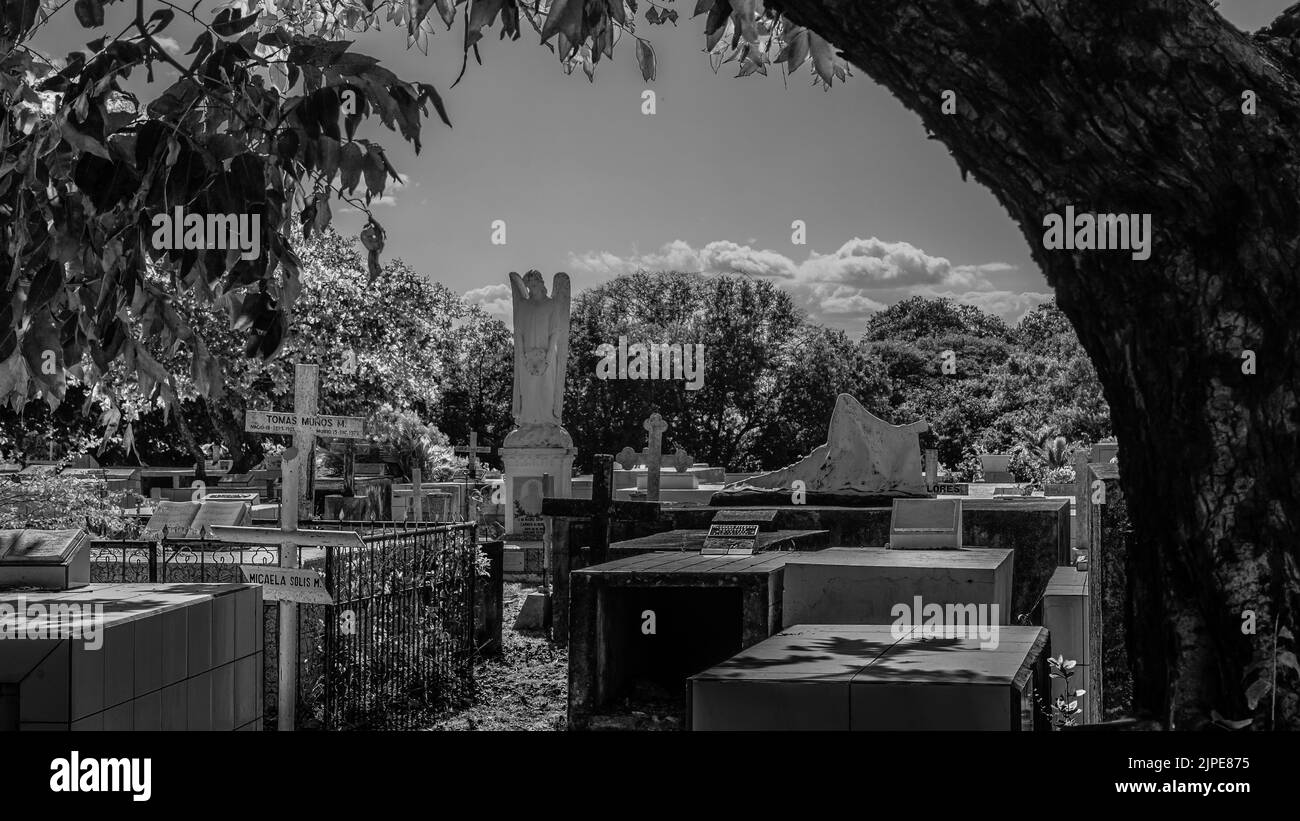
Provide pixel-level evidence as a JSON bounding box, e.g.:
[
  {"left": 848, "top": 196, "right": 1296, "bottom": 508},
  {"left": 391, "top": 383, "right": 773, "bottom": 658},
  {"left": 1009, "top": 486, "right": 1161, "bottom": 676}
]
[
  {"left": 144, "top": 500, "right": 251, "bottom": 539},
  {"left": 689, "top": 624, "right": 1050, "bottom": 731},
  {"left": 1040, "top": 566, "right": 1090, "bottom": 716},
  {"left": 781, "top": 546, "right": 1012, "bottom": 629},
  {"left": 0, "top": 582, "right": 263, "bottom": 730},
  {"left": 664, "top": 499, "right": 1069, "bottom": 620},
  {"left": 0, "top": 529, "right": 91, "bottom": 590},
  {"left": 568, "top": 550, "right": 792, "bottom": 729}
]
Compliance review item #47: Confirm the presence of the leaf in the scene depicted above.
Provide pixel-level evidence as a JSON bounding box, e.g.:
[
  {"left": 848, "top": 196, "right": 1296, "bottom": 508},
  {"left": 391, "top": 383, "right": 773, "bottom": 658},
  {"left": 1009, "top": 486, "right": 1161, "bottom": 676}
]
[
  {"left": 212, "top": 8, "right": 260, "bottom": 38},
  {"left": 60, "top": 120, "right": 111, "bottom": 159},
  {"left": 146, "top": 8, "right": 175, "bottom": 35},
  {"left": 1279, "top": 650, "right": 1300, "bottom": 677},
  {"left": 73, "top": 0, "right": 103, "bottom": 28},
  {"left": 540, "top": 0, "right": 584, "bottom": 50},
  {"left": 436, "top": 0, "right": 457, "bottom": 28},
  {"left": 809, "top": 31, "right": 836, "bottom": 86},
  {"left": 418, "top": 83, "right": 451, "bottom": 128},
  {"left": 693, "top": 0, "right": 715, "bottom": 15},
  {"left": 1244, "top": 676, "right": 1271, "bottom": 710},
  {"left": 730, "top": 0, "right": 760, "bottom": 45},
  {"left": 362, "top": 145, "right": 387, "bottom": 197},
  {"left": 0, "top": 352, "right": 28, "bottom": 410},
  {"left": 340, "top": 141, "right": 364, "bottom": 193},
  {"left": 26, "top": 260, "right": 62, "bottom": 313},
  {"left": 22, "top": 310, "right": 65, "bottom": 406},
  {"left": 466, "top": 0, "right": 506, "bottom": 49},
  {"left": 1210, "top": 710, "right": 1253, "bottom": 730},
  {"left": 635, "top": 39, "right": 656, "bottom": 81},
  {"left": 776, "top": 26, "right": 809, "bottom": 70}
]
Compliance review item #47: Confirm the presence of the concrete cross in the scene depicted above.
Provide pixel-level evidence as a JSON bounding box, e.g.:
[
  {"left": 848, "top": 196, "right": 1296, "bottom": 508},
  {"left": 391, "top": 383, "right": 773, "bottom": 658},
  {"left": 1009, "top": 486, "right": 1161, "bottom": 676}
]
[
  {"left": 243, "top": 363, "right": 367, "bottom": 518},
  {"left": 642, "top": 412, "right": 668, "bottom": 502},
  {"left": 207, "top": 447, "right": 364, "bottom": 731},
  {"left": 454, "top": 431, "right": 495, "bottom": 521},
  {"left": 541, "top": 454, "right": 663, "bottom": 641}
]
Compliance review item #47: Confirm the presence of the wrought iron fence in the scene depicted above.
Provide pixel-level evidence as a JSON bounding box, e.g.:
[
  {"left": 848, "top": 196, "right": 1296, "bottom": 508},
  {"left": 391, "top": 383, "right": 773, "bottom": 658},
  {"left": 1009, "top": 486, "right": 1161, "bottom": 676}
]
[
  {"left": 317, "top": 523, "right": 478, "bottom": 730},
  {"left": 89, "top": 522, "right": 479, "bottom": 731}
]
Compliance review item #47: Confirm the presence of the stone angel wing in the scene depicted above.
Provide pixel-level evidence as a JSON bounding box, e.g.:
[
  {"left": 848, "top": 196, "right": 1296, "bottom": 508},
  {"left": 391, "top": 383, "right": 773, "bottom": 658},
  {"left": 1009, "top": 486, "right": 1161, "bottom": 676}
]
[
  {"left": 551, "top": 272, "right": 571, "bottom": 421},
  {"left": 508, "top": 271, "right": 528, "bottom": 420}
]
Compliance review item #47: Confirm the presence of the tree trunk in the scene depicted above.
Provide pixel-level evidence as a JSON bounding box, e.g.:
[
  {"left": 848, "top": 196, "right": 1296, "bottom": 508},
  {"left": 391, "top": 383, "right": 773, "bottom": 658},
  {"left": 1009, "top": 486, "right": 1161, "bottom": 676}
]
[{"left": 776, "top": 0, "right": 1300, "bottom": 728}]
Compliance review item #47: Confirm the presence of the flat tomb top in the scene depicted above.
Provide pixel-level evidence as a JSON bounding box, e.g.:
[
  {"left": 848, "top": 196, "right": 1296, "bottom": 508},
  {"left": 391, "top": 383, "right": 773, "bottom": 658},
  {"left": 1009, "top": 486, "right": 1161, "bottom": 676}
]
[
  {"left": 610, "top": 529, "right": 827, "bottom": 552},
  {"left": 1044, "top": 566, "right": 1089, "bottom": 595},
  {"left": 686, "top": 498, "right": 1069, "bottom": 514},
  {"left": 691, "top": 624, "right": 1048, "bottom": 686},
  {"left": 0, "top": 582, "right": 258, "bottom": 630},
  {"left": 786, "top": 546, "right": 1013, "bottom": 570},
  {"left": 576, "top": 550, "right": 793, "bottom": 577}
]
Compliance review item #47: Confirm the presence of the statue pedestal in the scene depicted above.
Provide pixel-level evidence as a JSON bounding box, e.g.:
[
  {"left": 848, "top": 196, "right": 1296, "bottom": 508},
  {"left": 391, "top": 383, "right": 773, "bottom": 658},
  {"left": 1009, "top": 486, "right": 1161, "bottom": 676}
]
[{"left": 502, "top": 433, "right": 576, "bottom": 537}]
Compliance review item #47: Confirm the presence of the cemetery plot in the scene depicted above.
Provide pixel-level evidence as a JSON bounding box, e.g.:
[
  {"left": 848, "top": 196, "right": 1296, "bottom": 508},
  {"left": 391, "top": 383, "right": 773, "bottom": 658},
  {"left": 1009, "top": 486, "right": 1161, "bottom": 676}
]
[
  {"left": 689, "top": 624, "right": 1051, "bottom": 731},
  {"left": 568, "top": 550, "right": 792, "bottom": 729},
  {"left": 1040, "top": 567, "right": 1090, "bottom": 713},
  {"left": 781, "top": 547, "right": 1013, "bottom": 629}
]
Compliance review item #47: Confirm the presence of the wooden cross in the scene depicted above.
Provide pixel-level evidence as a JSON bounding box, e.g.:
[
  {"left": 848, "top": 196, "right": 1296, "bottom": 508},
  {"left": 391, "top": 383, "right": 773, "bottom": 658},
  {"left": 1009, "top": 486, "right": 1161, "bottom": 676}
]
[
  {"left": 207, "top": 446, "right": 364, "bottom": 731},
  {"left": 244, "top": 363, "right": 367, "bottom": 519},
  {"left": 642, "top": 412, "right": 668, "bottom": 502},
  {"left": 541, "top": 453, "right": 663, "bottom": 643},
  {"left": 454, "top": 432, "right": 495, "bottom": 522}
]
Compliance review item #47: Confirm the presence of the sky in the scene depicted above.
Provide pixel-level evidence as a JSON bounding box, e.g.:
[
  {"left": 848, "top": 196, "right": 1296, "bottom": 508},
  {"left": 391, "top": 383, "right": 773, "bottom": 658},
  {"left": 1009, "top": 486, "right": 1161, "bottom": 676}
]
[{"left": 29, "top": 1, "right": 1287, "bottom": 332}]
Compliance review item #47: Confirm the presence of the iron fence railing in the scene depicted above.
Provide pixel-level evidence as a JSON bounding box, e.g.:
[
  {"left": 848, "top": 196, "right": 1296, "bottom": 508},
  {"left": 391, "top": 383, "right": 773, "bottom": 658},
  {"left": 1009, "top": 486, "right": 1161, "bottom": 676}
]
[{"left": 88, "top": 521, "right": 479, "bottom": 730}]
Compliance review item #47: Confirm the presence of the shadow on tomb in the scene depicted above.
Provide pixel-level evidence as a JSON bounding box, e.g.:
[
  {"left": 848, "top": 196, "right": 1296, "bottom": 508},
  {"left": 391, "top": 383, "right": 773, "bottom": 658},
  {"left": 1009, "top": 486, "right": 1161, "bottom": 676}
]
[{"left": 709, "top": 394, "right": 933, "bottom": 507}]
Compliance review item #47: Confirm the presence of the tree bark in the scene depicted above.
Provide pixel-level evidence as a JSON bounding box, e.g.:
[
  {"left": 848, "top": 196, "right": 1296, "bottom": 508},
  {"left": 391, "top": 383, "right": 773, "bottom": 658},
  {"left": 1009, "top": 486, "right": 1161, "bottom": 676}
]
[{"left": 774, "top": 0, "right": 1300, "bottom": 728}]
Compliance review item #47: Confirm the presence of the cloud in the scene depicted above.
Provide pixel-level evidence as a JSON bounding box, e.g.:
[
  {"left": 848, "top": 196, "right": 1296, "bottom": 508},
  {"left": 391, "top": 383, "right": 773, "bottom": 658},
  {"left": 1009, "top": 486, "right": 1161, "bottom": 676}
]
[
  {"left": 154, "top": 36, "right": 182, "bottom": 56},
  {"left": 567, "top": 237, "right": 1037, "bottom": 325},
  {"left": 463, "top": 283, "right": 511, "bottom": 320}
]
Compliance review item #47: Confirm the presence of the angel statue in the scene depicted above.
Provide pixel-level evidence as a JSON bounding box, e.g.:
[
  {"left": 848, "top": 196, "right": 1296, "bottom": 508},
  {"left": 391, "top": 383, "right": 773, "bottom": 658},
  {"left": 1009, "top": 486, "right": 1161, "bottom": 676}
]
[{"left": 508, "top": 270, "right": 570, "bottom": 431}]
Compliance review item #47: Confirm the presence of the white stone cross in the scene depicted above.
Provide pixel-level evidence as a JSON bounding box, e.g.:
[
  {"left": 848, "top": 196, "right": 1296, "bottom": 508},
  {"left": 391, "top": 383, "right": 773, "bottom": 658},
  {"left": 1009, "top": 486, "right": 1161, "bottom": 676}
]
[
  {"left": 243, "top": 363, "right": 367, "bottom": 519},
  {"left": 208, "top": 446, "right": 364, "bottom": 731},
  {"left": 643, "top": 413, "right": 668, "bottom": 502}
]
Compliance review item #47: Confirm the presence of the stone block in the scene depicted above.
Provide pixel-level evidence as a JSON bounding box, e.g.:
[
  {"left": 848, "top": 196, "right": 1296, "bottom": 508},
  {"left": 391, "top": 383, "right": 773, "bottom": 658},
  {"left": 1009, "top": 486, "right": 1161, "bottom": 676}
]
[
  {"left": 690, "top": 624, "right": 1050, "bottom": 731},
  {"left": 781, "top": 547, "right": 1013, "bottom": 629}
]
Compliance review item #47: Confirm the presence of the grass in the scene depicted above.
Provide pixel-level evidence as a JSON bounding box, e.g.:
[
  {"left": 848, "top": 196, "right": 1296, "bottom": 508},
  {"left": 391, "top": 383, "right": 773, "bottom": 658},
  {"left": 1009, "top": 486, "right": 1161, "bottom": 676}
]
[{"left": 425, "top": 583, "right": 568, "bottom": 731}]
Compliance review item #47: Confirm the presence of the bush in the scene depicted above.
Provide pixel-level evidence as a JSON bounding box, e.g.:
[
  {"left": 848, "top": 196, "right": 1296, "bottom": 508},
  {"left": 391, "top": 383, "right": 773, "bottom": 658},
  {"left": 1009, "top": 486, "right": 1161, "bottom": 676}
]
[{"left": 0, "top": 471, "right": 129, "bottom": 535}]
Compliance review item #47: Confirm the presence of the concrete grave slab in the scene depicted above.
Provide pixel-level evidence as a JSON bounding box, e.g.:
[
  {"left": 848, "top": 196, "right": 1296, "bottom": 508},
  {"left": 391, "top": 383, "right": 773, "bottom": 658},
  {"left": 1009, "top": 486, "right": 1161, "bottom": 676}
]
[{"left": 781, "top": 547, "right": 1012, "bottom": 629}]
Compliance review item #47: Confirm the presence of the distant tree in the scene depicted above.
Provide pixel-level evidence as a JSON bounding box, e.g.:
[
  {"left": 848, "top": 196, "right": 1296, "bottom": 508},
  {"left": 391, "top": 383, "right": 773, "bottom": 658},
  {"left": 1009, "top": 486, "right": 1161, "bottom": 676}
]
[
  {"left": 564, "top": 271, "right": 802, "bottom": 470},
  {"left": 93, "top": 231, "right": 458, "bottom": 472},
  {"left": 431, "top": 305, "right": 513, "bottom": 467},
  {"left": 749, "top": 326, "right": 892, "bottom": 467},
  {"left": 864, "top": 296, "right": 1013, "bottom": 343}
]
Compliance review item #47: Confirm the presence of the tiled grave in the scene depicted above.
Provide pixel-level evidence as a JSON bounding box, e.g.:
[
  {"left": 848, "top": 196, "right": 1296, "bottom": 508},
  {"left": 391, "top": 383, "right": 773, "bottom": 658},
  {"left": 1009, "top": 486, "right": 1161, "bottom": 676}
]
[
  {"left": 781, "top": 546, "right": 1012, "bottom": 628},
  {"left": 0, "top": 582, "right": 262, "bottom": 731},
  {"left": 689, "top": 623, "right": 1050, "bottom": 731}
]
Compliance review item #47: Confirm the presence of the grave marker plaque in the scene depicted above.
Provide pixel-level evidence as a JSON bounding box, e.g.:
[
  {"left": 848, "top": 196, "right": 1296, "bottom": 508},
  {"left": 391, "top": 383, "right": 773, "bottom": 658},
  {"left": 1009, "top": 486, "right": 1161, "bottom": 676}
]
[
  {"left": 711, "top": 508, "right": 779, "bottom": 532},
  {"left": 701, "top": 523, "right": 760, "bottom": 555},
  {"left": 888, "top": 498, "right": 962, "bottom": 549},
  {"left": 143, "top": 501, "right": 200, "bottom": 538}
]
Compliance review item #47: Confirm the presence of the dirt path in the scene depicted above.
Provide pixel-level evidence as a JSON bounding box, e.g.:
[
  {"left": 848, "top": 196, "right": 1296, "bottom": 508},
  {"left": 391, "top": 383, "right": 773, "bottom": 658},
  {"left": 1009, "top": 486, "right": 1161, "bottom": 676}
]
[{"left": 427, "top": 584, "right": 567, "bottom": 731}]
